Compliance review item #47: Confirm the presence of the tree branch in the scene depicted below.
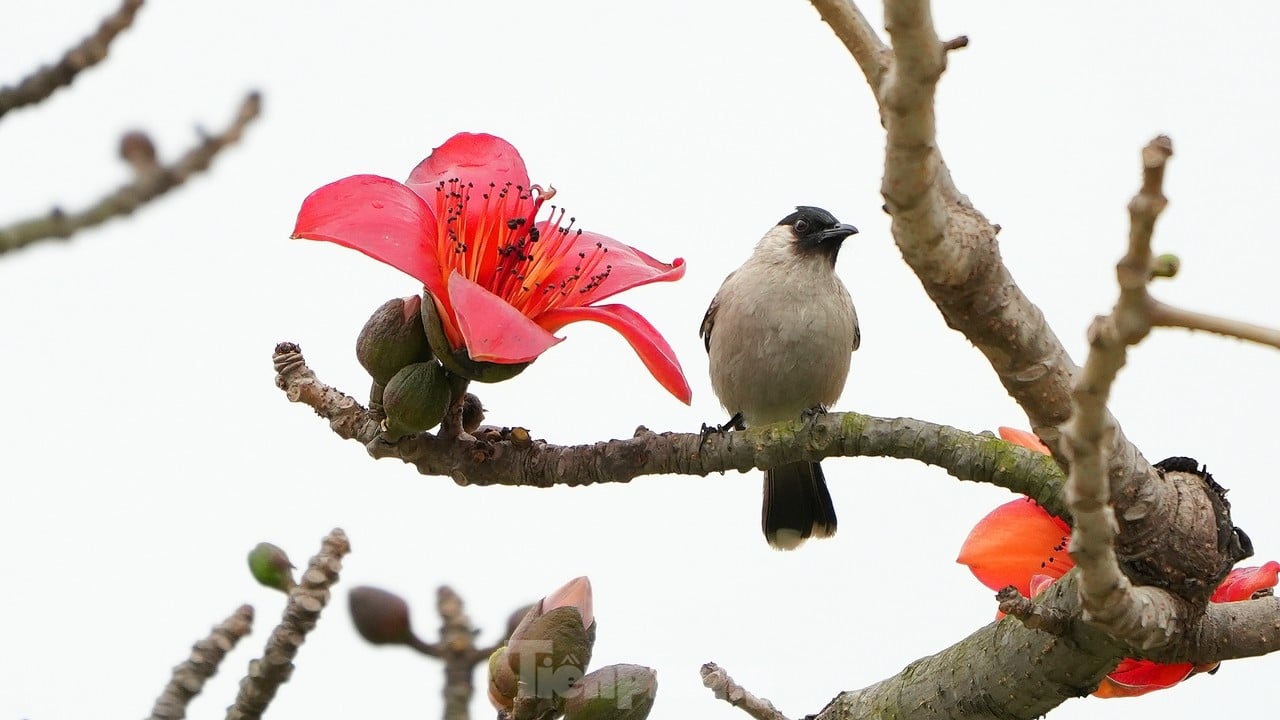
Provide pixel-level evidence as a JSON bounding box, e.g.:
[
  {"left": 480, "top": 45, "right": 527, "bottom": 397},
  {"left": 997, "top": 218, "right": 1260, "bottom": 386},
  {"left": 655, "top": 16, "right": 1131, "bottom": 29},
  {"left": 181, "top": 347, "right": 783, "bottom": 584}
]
[
  {"left": 701, "top": 662, "right": 790, "bottom": 720},
  {"left": 1060, "top": 137, "right": 1183, "bottom": 653},
  {"left": 147, "top": 605, "right": 254, "bottom": 720},
  {"left": 436, "top": 586, "right": 486, "bottom": 720},
  {"left": 226, "top": 528, "right": 350, "bottom": 720},
  {"left": 271, "top": 342, "right": 1068, "bottom": 513},
  {"left": 0, "top": 91, "right": 262, "bottom": 255},
  {"left": 807, "top": 0, "right": 890, "bottom": 91},
  {"left": 0, "top": 0, "right": 143, "bottom": 119}
]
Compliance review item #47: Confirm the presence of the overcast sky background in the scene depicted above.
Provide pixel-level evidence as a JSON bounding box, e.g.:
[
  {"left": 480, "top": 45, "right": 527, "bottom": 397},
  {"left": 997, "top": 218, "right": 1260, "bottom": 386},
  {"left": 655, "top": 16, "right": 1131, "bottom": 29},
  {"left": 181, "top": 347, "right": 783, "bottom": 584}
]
[{"left": 2, "top": 1, "right": 1278, "bottom": 718}]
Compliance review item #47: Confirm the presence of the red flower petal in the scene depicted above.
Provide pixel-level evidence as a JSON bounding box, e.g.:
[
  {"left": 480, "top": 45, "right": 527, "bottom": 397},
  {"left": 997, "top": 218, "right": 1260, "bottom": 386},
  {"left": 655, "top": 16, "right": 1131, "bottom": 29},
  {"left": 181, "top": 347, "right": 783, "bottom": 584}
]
[
  {"left": 405, "top": 132, "right": 531, "bottom": 206},
  {"left": 1210, "top": 560, "right": 1280, "bottom": 602},
  {"left": 292, "top": 174, "right": 444, "bottom": 294},
  {"left": 998, "top": 427, "right": 1051, "bottom": 455},
  {"left": 957, "top": 498, "right": 1073, "bottom": 595},
  {"left": 448, "top": 271, "right": 562, "bottom": 363},
  {"left": 528, "top": 228, "right": 687, "bottom": 308},
  {"left": 1093, "top": 659, "right": 1194, "bottom": 698},
  {"left": 537, "top": 304, "right": 692, "bottom": 404}
]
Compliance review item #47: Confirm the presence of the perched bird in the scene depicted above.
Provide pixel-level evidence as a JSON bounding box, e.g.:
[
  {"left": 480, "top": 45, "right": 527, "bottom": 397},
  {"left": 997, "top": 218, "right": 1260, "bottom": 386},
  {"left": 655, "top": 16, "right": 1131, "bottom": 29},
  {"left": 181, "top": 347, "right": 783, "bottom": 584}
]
[{"left": 700, "top": 206, "right": 860, "bottom": 550}]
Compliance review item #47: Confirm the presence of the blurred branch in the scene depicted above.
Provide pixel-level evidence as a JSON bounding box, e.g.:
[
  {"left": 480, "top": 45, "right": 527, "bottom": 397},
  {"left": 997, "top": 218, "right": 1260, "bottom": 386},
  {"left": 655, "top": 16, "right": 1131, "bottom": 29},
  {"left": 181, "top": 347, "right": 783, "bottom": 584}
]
[
  {"left": 226, "top": 528, "right": 350, "bottom": 720},
  {"left": 0, "top": 0, "right": 143, "bottom": 119},
  {"left": 701, "top": 663, "right": 790, "bottom": 720},
  {"left": 1061, "top": 137, "right": 1184, "bottom": 652},
  {"left": 272, "top": 342, "right": 1068, "bottom": 513},
  {"left": 436, "top": 586, "right": 496, "bottom": 720},
  {"left": 0, "top": 91, "right": 262, "bottom": 255},
  {"left": 147, "top": 604, "right": 254, "bottom": 720}
]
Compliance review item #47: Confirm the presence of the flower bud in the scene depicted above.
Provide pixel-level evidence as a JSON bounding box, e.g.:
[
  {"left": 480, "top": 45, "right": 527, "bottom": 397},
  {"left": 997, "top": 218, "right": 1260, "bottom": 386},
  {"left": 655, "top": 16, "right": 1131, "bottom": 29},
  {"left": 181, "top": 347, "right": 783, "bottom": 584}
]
[
  {"left": 246, "top": 542, "right": 294, "bottom": 592},
  {"left": 382, "top": 361, "right": 451, "bottom": 437},
  {"left": 488, "top": 646, "right": 519, "bottom": 710},
  {"left": 563, "top": 664, "right": 658, "bottom": 720},
  {"left": 356, "top": 296, "right": 433, "bottom": 385},
  {"left": 505, "top": 577, "right": 596, "bottom": 701},
  {"left": 421, "top": 293, "right": 530, "bottom": 383},
  {"left": 348, "top": 585, "right": 415, "bottom": 645}
]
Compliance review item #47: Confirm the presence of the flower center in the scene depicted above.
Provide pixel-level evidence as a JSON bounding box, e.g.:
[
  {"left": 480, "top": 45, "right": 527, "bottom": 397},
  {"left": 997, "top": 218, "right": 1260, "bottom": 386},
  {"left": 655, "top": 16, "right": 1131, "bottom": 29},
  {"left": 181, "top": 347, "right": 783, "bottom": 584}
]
[{"left": 432, "top": 179, "right": 613, "bottom": 317}]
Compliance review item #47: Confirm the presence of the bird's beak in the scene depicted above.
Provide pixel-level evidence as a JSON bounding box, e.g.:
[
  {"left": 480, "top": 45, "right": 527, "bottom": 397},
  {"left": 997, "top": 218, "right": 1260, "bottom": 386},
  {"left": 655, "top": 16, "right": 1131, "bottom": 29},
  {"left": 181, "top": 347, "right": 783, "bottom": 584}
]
[{"left": 820, "top": 223, "right": 859, "bottom": 243}]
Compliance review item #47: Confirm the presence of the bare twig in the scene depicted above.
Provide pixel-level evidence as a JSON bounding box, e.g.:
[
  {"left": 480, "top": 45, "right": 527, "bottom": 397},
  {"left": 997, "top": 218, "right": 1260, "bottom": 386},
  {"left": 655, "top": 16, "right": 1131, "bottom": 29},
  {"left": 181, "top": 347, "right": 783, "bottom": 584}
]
[
  {"left": 995, "top": 587, "right": 1071, "bottom": 636},
  {"left": 226, "top": 529, "right": 351, "bottom": 720},
  {"left": 0, "top": 0, "right": 143, "bottom": 118},
  {"left": 1149, "top": 300, "right": 1280, "bottom": 350},
  {"left": 436, "top": 586, "right": 489, "bottom": 720},
  {"left": 271, "top": 343, "right": 1067, "bottom": 509},
  {"left": 807, "top": 0, "right": 890, "bottom": 90},
  {"left": 701, "top": 663, "right": 790, "bottom": 720},
  {"left": 0, "top": 91, "right": 262, "bottom": 255},
  {"left": 148, "top": 605, "right": 254, "bottom": 720},
  {"left": 1060, "top": 137, "right": 1188, "bottom": 652}
]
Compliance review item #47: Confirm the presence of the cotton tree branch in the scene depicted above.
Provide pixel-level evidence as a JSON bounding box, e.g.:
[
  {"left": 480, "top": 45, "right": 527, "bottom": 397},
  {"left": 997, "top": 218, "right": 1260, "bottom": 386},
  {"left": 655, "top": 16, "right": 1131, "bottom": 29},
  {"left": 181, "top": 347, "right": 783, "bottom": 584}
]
[
  {"left": 1149, "top": 300, "right": 1280, "bottom": 350},
  {"left": 0, "top": 0, "right": 143, "bottom": 119},
  {"left": 1060, "top": 137, "right": 1183, "bottom": 654},
  {"left": 272, "top": 342, "right": 1068, "bottom": 512},
  {"left": 436, "top": 586, "right": 493, "bottom": 720},
  {"left": 0, "top": 91, "right": 262, "bottom": 255},
  {"left": 807, "top": 0, "right": 1157, "bottom": 489},
  {"left": 701, "top": 663, "right": 790, "bottom": 720},
  {"left": 226, "top": 528, "right": 350, "bottom": 720},
  {"left": 147, "top": 605, "right": 254, "bottom": 720},
  {"left": 1160, "top": 595, "right": 1280, "bottom": 664}
]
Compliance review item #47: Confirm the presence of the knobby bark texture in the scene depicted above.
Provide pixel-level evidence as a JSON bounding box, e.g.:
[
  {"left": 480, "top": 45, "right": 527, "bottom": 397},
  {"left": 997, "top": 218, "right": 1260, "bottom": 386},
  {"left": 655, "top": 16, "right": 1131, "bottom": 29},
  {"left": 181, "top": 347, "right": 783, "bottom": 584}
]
[
  {"left": 226, "top": 528, "right": 350, "bottom": 720},
  {"left": 273, "top": 342, "right": 1067, "bottom": 511},
  {"left": 147, "top": 605, "right": 255, "bottom": 720}
]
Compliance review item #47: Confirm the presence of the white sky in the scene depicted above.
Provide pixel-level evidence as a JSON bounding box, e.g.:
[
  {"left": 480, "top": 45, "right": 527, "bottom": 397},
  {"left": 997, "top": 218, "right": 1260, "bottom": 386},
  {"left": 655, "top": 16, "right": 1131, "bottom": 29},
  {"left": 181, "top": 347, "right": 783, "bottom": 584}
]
[{"left": 2, "top": 1, "right": 1277, "bottom": 718}]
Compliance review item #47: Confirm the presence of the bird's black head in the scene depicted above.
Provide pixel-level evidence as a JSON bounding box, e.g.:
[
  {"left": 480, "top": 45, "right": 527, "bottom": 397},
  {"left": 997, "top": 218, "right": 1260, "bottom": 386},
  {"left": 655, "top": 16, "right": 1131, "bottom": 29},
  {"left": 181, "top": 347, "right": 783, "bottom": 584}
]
[{"left": 778, "top": 206, "right": 858, "bottom": 264}]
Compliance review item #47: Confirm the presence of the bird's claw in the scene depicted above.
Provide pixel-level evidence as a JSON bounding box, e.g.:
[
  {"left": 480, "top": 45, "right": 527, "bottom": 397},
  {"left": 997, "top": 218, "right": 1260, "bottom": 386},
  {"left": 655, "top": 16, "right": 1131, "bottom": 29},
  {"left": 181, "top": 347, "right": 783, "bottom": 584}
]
[
  {"left": 801, "top": 405, "right": 828, "bottom": 425},
  {"left": 699, "top": 412, "right": 745, "bottom": 450}
]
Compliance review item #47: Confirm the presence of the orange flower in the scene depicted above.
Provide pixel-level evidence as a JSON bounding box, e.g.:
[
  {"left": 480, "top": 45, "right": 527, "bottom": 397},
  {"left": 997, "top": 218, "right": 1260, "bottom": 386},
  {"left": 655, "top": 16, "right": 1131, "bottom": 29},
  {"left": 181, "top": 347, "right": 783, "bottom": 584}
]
[{"left": 959, "top": 428, "right": 1280, "bottom": 698}]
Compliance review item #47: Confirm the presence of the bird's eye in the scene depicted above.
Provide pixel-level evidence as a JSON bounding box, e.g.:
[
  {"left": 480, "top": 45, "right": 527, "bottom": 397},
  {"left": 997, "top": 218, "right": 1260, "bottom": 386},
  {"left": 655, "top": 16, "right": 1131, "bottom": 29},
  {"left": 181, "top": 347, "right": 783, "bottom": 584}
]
[{"left": 794, "top": 219, "right": 810, "bottom": 234}]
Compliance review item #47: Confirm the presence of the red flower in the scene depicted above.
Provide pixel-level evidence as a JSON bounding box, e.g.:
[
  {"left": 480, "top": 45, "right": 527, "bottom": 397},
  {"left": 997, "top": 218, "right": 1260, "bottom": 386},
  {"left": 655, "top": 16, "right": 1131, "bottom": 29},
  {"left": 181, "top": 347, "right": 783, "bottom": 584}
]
[
  {"left": 292, "top": 132, "right": 691, "bottom": 403},
  {"left": 958, "top": 427, "right": 1280, "bottom": 698}
]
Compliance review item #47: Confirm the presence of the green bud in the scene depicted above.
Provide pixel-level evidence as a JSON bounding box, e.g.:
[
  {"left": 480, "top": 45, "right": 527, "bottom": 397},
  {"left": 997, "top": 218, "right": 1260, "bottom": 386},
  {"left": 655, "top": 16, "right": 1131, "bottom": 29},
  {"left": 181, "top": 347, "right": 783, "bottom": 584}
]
[
  {"left": 488, "top": 646, "right": 519, "bottom": 710},
  {"left": 356, "top": 296, "right": 433, "bottom": 385},
  {"left": 247, "top": 542, "right": 294, "bottom": 592},
  {"left": 382, "top": 361, "right": 451, "bottom": 437},
  {"left": 348, "top": 586, "right": 414, "bottom": 645},
  {"left": 369, "top": 381, "right": 385, "bottom": 413},
  {"left": 563, "top": 664, "right": 658, "bottom": 720},
  {"left": 420, "top": 293, "right": 530, "bottom": 383},
  {"left": 506, "top": 606, "right": 595, "bottom": 700}
]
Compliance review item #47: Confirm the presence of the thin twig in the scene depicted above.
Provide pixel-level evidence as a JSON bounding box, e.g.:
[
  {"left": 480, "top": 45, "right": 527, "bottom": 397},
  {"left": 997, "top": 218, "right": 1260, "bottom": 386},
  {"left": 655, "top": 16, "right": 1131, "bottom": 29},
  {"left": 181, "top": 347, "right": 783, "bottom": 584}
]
[
  {"left": 0, "top": 0, "right": 144, "bottom": 118},
  {"left": 1061, "top": 137, "right": 1183, "bottom": 651},
  {"left": 147, "top": 605, "right": 254, "bottom": 720},
  {"left": 995, "top": 587, "right": 1071, "bottom": 636},
  {"left": 1149, "top": 300, "right": 1280, "bottom": 350},
  {"left": 226, "top": 529, "right": 351, "bottom": 720},
  {"left": 701, "top": 663, "right": 790, "bottom": 720},
  {"left": 271, "top": 343, "right": 1067, "bottom": 510},
  {"left": 0, "top": 91, "right": 262, "bottom": 255}
]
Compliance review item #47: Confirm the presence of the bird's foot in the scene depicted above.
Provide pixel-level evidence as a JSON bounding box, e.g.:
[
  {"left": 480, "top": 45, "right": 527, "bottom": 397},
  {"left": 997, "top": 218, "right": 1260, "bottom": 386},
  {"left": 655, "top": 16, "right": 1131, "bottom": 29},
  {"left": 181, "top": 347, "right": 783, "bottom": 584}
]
[
  {"left": 699, "top": 411, "right": 745, "bottom": 450},
  {"left": 801, "top": 405, "right": 828, "bottom": 426}
]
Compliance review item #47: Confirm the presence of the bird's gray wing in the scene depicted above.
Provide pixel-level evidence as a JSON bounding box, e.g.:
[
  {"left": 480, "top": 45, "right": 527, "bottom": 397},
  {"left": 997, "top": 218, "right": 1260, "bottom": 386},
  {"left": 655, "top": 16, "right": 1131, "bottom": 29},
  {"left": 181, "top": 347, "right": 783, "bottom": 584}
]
[
  {"left": 700, "top": 272, "right": 734, "bottom": 353},
  {"left": 851, "top": 302, "right": 861, "bottom": 352}
]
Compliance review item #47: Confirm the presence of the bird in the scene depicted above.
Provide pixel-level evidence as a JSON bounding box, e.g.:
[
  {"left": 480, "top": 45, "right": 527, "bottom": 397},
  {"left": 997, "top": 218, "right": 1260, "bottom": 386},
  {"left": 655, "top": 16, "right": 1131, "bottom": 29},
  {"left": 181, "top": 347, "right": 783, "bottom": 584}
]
[{"left": 700, "top": 206, "right": 860, "bottom": 550}]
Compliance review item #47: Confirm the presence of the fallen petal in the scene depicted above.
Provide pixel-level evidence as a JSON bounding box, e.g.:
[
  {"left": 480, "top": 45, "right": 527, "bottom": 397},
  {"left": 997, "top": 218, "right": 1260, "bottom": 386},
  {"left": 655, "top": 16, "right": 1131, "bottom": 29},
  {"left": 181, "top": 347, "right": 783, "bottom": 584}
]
[
  {"left": 1211, "top": 560, "right": 1280, "bottom": 602},
  {"left": 957, "top": 498, "right": 1072, "bottom": 595}
]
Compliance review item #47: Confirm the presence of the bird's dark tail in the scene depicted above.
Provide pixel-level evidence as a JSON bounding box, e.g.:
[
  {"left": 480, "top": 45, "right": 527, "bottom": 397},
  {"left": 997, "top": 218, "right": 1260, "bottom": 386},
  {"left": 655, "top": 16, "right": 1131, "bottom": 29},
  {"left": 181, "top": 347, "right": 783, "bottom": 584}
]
[{"left": 762, "top": 461, "right": 837, "bottom": 550}]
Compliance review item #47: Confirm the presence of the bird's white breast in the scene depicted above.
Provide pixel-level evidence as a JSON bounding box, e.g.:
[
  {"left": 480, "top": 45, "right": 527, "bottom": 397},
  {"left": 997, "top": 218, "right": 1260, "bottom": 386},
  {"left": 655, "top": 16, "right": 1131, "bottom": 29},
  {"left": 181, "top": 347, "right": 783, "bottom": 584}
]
[{"left": 708, "top": 239, "right": 857, "bottom": 425}]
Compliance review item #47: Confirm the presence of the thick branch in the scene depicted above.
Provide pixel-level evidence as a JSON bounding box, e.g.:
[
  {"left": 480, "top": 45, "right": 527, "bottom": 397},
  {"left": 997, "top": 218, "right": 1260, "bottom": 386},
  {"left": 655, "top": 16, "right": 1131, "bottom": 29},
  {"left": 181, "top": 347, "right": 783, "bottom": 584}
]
[
  {"left": 0, "top": 91, "right": 262, "bottom": 255},
  {"left": 272, "top": 343, "right": 1067, "bottom": 513},
  {"left": 148, "top": 605, "right": 254, "bottom": 720},
  {"left": 0, "top": 0, "right": 143, "bottom": 118},
  {"left": 226, "top": 528, "right": 350, "bottom": 720},
  {"left": 1159, "top": 596, "right": 1280, "bottom": 664}
]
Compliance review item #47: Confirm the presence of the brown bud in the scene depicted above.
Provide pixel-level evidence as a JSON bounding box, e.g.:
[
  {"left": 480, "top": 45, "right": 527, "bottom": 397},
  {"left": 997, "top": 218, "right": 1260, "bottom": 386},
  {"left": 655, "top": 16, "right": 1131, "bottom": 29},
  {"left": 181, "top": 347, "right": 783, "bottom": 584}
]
[
  {"left": 357, "top": 296, "right": 433, "bottom": 385},
  {"left": 348, "top": 586, "right": 414, "bottom": 645}
]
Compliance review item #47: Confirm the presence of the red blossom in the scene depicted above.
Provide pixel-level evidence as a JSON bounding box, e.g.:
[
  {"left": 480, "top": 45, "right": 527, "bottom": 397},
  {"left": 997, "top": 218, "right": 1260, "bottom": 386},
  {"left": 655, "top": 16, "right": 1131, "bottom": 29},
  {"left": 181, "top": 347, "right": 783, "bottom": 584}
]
[
  {"left": 958, "top": 428, "right": 1279, "bottom": 698},
  {"left": 292, "top": 132, "right": 691, "bottom": 403}
]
